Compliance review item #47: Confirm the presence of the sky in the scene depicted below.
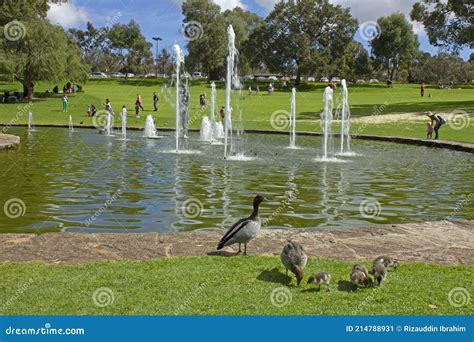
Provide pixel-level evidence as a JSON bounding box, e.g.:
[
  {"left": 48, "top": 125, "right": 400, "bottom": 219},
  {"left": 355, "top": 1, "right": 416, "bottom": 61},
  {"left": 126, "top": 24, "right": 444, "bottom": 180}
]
[{"left": 46, "top": 0, "right": 471, "bottom": 60}]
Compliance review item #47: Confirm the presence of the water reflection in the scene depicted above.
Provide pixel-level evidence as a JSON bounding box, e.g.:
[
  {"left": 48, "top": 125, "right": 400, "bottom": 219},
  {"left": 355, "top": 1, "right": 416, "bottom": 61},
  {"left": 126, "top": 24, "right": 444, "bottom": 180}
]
[{"left": 0, "top": 128, "right": 472, "bottom": 233}]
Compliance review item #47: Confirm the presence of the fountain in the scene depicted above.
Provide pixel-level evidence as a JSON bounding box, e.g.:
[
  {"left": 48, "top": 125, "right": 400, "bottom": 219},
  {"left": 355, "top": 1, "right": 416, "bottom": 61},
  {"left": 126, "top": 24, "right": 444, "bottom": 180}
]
[
  {"left": 224, "top": 25, "right": 250, "bottom": 160},
  {"left": 336, "top": 79, "right": 354, "bottom": 156},
  {"left": 28, "top": 112, "right": 36, "bottom": 133},
  {"left": 211, "top": 82, "right": 224, "bottom": 140},
  {"left": 200, "top": 82, "right": 224, "bottom": 142},
  {"left": 120, "top": 109, "right": 127, "bottom": 141},
  {"left": 224, "top": 25, "right": 236, "bottom": 158},
  {"left": 200, "top": 116, "right": 212, "bottom": 141},
  {"left": 289, "top": 88, "right": 297, "bottom": 148},
  {"left": 68, "top": 115, "right": 74, "bottom": 133},
  {"left": 173, "top": 44, "right": 185, "bottom": 152},
  {"left": 317, "top": 85, "right": 334, "bottom": 161},
  {"left": 144, "top": 114, "right": 158, "bottom": 138},
  {"left": 105, "top": 112, "right": 113, "bottom": 136}
]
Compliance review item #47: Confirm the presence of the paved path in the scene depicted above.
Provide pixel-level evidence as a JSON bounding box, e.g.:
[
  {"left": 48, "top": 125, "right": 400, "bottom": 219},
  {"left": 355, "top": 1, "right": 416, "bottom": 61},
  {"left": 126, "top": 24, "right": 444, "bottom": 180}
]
[{"left": 0, "top": 220, "right": 472, "bottom": 265}]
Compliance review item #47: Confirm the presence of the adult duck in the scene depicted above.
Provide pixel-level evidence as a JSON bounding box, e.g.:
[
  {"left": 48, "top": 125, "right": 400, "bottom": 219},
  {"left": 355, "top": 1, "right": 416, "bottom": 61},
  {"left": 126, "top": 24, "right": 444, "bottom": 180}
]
[
  {"left": 281, "top": 240, "right": 307, "bottom": 285},
  {"left": 217, "top": 195, "right": 264, "bottom": 255}
]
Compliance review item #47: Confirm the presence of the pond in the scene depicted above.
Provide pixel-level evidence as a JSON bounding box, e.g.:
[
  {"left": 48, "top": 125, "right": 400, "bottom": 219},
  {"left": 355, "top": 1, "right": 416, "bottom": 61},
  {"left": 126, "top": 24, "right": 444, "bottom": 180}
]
[{"left": 0, "top": 127, "right": 472, "bottom": 233}]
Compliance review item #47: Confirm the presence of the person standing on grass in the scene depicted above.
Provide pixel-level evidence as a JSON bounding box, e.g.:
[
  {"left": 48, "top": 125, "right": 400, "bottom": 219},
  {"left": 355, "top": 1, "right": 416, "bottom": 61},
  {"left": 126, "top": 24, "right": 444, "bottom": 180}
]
[
  {"left": 426, "top": 122, "right": 433, "bottom": 139},
  {"left": 105, "top": 99, "right": 114, "bottom": 116},
  {"left": 62, "top": 94, "right": 69, "bottom": 112},
  {"left": 420, "top": 83, "right": 425, "bottom": 97},
  {"left": 153, "top": 92, "right": 159, "bottom": 112},
  {"left": 426, "top": 112, "right": 446, "bottom": 140},
  {"left": 136, "top": 94, "right": 144, "bottom": 111}
]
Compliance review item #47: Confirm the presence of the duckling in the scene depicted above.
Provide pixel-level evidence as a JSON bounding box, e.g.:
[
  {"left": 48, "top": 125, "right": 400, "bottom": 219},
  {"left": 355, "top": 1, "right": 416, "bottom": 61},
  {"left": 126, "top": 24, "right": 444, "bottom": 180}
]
[
  {"left": 370, "top": 261, "right": 387, "bottom": 286},
  {"left": 350, "top": 270, "right": 373, "bottom": 288},
  {"left": 307, "top": 272, "right": 331, "bottom": 291},
  {"left": 373, "top": 256, "right": 399, "bottom": 270},
  {"left": 352, "top": 264, "right": 369, "bottom": 277},
  {"left": 281, "top": 240, "right": 307, "bottom": 285},
  {"left": 217, "top": 195, "right": 264, "bottom": 255}
]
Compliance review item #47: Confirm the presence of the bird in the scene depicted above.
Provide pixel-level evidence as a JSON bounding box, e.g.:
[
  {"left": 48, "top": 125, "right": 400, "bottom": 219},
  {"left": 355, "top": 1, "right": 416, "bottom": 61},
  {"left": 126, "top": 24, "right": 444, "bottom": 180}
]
[
  {"left": 350, "top": 270, "right": 373, "bottom": 288},
  {"left": 352, "top": 264, "right": 369, "bottom": 277},
  {"left": 217, "top": 195, "right": 264, "bottom": 255},
  {"left": 370, "top": 261, "right": 387, "bottom": 286},
  {"left": 307, "top": 272, "right": 331, "bottom": 291},
  {"left": 373, "top": 256, "right": 399, "bottom": 270},
  {"left": 281, "top": 240, "right": 307, "bottom": 285}
]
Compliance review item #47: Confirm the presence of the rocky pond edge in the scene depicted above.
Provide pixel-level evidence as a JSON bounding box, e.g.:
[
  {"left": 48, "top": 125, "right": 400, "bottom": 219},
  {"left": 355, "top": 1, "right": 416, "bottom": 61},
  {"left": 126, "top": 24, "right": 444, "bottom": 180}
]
[{"left": 0, "top": 220, "right": 472, "bottom": 265}]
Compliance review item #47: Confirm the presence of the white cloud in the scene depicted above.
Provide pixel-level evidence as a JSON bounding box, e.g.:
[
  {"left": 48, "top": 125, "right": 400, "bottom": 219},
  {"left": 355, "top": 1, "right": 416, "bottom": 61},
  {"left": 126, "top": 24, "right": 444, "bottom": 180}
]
[
  {"left": 47, "top": 2, "right": 89, "bottom": 28},
  {"left": 214, "top": 0, "right": 247, "bottom": 11}
]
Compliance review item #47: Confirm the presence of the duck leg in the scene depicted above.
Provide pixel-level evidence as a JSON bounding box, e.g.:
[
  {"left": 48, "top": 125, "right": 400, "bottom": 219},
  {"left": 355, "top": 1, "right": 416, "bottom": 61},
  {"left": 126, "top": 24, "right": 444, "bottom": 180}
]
[
  {"left": 243, "top": 243, "right": 248, "bottom": 256},
  {"left": 236, "top": 243, "right": 242, "bottom": 255}
]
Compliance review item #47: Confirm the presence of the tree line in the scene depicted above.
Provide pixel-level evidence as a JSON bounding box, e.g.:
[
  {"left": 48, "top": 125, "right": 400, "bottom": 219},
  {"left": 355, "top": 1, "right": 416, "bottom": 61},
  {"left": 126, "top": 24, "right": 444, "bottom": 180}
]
[{"left": 0, "top": 0, "right": 472, "bottom": 98}]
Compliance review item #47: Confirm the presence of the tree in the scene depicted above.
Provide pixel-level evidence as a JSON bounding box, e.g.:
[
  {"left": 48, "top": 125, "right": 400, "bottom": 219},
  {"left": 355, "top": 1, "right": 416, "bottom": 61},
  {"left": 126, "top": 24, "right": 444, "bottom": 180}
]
[
  {"left": 156, "top": 48, "right": 173, "bottom": 75},
  {"left": 371, "top": 13, "right": 419, "bottom": 81},
  {"left": 108, "top": 20, "right": 152, "bottom": 77},
  {"left": 182, "top": 0, "right": 227, "bottom": 80},
  {"left": 68, "top": 22, "right": 111, "bottom": 72},
  {"left": 244, "top": 0, "right": 358, "bottom": 84},
  {"left": 223, "top": 7, "right": 264, "bottom": 74},
  {"left": 411, "top": 0, "right": 473, "bottom": 52},
  {"left": 0, "top": 1, "right": 88, "bottom": 98}
]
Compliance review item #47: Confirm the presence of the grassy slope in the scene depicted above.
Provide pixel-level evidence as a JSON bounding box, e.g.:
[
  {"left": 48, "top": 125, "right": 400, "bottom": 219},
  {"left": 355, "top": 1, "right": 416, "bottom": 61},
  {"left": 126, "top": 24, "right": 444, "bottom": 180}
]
[
  {"left": 0, "top": 256, "right": 472, "bottom": 315},
  {"left": 0, "top": 80, "right": 473, "bottom": 143}
]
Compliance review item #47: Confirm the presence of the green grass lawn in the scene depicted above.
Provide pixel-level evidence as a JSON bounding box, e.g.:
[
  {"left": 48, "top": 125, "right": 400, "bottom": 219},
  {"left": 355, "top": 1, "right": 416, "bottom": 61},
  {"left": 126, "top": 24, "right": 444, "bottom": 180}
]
[
  {"left": 1, "top": 79, "right": 473, "bottom": 143},
  {"left": 0, "top": 256, "right": 472, "bottom": 315}
]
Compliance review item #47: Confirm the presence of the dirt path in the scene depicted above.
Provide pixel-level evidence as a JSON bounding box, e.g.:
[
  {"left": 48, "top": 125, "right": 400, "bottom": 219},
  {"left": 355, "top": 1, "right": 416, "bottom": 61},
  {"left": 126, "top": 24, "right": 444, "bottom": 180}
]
[{"left": 0, "top": 220, "right": 472, "bottom": 265}]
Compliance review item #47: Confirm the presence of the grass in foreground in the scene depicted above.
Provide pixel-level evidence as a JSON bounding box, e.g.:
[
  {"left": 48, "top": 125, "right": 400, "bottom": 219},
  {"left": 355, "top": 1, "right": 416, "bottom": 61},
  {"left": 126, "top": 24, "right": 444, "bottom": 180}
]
[
  {"left": 0, "top": 256, "right": 472, "bottom": 315},
  {"left": 0, "top": 80, "right": 473, "bottom": 143}
]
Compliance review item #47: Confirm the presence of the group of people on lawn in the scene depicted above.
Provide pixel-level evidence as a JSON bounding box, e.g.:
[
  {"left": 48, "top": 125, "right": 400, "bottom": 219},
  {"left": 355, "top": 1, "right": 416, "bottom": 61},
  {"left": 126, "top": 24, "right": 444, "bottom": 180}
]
[
  {"left": 63, "top": 85, "right": 447, "bottom": 140},
  {"left": 84, "top": 93, "right": 160, "bottom": 119}
]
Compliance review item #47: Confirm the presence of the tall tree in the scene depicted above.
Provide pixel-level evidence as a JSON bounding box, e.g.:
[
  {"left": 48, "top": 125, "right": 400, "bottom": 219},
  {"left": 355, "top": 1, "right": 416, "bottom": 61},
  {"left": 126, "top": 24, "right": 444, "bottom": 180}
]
[
  {"left": 68, "top": 22, "right": 111, "bottom": 72},
  {"left": 411, "top": 0, "right": 473, "bottom": 52},
  {"left": 0, "top": 0, "right": 88, "bottom": 97},
  {"left": 244, "top": 0, "right": 358, "bottom": 84},
  {"left": 108, "top": 20, "right": 152, "bottom": 77},
  {"left": 156, "top": 48, "right": 173, "bottom": 75},
  {"left": 182, "top": 0, "right": 227, "bottom": 80},
  {"left": 371, "top": 13, "right": 419, "bottom": 81}
]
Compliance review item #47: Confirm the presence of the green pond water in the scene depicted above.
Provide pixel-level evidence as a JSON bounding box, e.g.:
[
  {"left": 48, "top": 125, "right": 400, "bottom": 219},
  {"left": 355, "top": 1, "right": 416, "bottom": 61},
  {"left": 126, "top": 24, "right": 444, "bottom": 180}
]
[{"left": 0, "top": 127, "right": 472, "bottom": 233}]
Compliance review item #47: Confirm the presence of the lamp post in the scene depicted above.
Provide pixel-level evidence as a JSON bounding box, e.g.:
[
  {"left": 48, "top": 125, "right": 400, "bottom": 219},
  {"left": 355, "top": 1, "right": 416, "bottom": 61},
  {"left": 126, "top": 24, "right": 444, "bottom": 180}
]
[{"left": 152, "top": 37, "right": 162, "bottom": 78}]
